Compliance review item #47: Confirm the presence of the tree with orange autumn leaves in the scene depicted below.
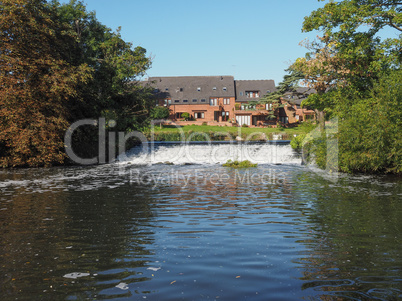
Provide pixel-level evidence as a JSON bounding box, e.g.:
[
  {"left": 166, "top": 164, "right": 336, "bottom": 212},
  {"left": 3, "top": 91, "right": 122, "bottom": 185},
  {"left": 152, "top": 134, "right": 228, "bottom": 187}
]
[
  {"left": 0, "top": 0, "right": 92, "bottom": 167},
  {"left": 0, "top": 0, "right": 152, "bottom": 167}
]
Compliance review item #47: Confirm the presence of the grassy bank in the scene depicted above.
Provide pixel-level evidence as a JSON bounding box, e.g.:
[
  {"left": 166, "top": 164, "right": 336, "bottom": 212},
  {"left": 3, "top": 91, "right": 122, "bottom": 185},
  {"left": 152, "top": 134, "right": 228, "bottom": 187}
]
[{"left": 144, "top": 123, "right": 316, "bottom": 141}]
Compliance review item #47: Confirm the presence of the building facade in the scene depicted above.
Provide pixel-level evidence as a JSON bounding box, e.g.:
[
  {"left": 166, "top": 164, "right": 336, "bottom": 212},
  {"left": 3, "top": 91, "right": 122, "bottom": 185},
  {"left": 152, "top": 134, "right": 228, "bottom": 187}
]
[
  {"left": 143, "top": 76, "right": 314, "bottom": 127},
  {"left": 146, "top": 76, "right": 236, "bottom": 124}
]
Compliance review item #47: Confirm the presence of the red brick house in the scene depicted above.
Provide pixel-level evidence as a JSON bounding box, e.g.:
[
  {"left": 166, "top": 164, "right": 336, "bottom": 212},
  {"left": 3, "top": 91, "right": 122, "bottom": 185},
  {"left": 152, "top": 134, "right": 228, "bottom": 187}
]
[
  {"left": 145, "top": 76, "right": 236, "bottom": 125},
  {"left": 142, "top": 76, "right": 315, "bottom": 127}
]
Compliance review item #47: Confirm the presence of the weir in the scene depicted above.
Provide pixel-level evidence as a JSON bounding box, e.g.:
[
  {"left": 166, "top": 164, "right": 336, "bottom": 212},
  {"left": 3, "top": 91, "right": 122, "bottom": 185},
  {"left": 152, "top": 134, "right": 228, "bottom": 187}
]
[{"left": 120, "top": 141, "right": 301, "bottom": 165}]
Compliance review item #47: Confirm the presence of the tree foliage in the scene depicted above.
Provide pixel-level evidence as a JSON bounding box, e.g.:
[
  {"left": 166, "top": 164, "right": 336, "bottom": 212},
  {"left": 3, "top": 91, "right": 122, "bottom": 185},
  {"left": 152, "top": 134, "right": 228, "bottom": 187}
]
[
  {"left": 150, "top": 106, "right": 170, "bottom": 120},
  {"left": 0, "top": 0, "right": 91, "bottom": 167},
  {"left": 49, "top": 0, "right": 153, "bottom": 132},
  {"left": 260, "top": 68, "right": 305, "bottom": 103},
  {"left": 293, "top": 0, "right": 402, "bottom": 174},
  {"left": 0, "top": 0, "right": 152, "bottom": 167},
  {"left": 337, "top": 69, "right": 402, "bottom": 174},
  {"left": 150, "top": 106, "right": 170, "bottom": 128},
  {"left": 293, "top": 0, "right": 401, "bottom": 110}
]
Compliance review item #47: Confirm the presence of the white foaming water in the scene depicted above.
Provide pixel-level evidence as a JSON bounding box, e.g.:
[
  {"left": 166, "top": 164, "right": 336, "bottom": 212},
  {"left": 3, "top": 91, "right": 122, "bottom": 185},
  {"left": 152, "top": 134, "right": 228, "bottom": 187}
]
[{"left": 119, "top": 142, "right": 301, "bottom": 165}]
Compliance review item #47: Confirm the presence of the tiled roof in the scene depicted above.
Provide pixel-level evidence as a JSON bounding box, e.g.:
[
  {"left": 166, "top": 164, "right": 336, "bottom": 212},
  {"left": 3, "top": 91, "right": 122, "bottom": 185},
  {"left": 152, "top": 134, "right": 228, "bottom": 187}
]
[
  {"left": 144, "top": 76, "right": 235, "bottom": 104},
  {"left": 235, "top": 80, "right": 276, "bottom": 102}
]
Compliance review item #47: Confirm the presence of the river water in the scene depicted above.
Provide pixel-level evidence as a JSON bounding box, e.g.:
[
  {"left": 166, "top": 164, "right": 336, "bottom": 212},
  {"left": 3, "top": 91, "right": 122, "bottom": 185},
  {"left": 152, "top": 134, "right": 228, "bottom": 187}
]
[{"left": 0, "top": 143, "right": 401, "bottom": 300}]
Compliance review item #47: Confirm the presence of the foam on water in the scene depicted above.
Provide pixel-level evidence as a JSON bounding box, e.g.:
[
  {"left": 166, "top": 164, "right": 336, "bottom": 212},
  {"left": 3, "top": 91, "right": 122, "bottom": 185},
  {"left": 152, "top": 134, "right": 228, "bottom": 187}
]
[{"left": 119, "top": 142, "right": 301, "bottom": 165}]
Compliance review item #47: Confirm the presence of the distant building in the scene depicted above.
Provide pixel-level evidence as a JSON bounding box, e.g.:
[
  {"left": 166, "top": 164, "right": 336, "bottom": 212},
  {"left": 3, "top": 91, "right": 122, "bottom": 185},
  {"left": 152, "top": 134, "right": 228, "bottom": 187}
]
[
  {"left": 142, "top": 76, "right": 315, "bottom": 127},
  {"left": 283, "top": 87, "right": 316, "bottom": 122}
]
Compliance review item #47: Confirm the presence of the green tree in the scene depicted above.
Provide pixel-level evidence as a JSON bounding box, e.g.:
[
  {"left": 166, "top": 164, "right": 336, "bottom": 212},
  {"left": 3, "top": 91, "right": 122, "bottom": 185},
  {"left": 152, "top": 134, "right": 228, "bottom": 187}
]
[
  {"left": 260, "top": 68, "right": 305, "bottom": 104},
  {"left": 337, "top": 70, "right": 402, "bottom": 174},
  {"left": 0, "top": 0, "right": 91, "bottom": 167},
  {"left": 150, "top": 106, "right": 170, "bottom": 128},
  {"left": 49, "top": 0, "right": 153, "bottom": 132},
  {"left": 292, "top": 0, "right": 401, "bottom": 174},
  {"left": 293, "top": 0, "right": 401, "bottom": 112}
]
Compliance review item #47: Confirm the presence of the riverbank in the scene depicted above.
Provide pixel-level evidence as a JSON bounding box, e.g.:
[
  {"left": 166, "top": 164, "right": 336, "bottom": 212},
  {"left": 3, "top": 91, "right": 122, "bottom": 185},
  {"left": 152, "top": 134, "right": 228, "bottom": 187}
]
[{"left": 144, "top": 124, "right": 313, "bottom": 142}]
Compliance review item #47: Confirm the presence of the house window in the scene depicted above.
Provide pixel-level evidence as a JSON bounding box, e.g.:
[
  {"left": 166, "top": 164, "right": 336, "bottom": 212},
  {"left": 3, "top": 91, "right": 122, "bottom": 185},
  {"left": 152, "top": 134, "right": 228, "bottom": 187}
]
[
  {"left": 240, "top": 92, "right": 244, "bottom": 96},
  {"left": 174, "top": 100, "right": 180, "bottom": 103},
  {"left": 222, "top": 111, "right": 229, "bottom": 121},
  {"left": 279, "top": 116, "right": 289, "bottom": 124},
  {"left": 197, "top": 87, "right": 201, "bottom": 91},
  {"left": 192, "top": 99, "right": 198, "bottom": 103},
  {"left": 180, "top": 88, "right": 183, "bottom": 92},
  {"left": 168, "top": 99, "right": 172, "bottom": 104},
  {"left": 223, "top": 87, "right": 227, "bottom": 91},
  {"left": 246, "top": 91, "right": 260, "bottom": 98},
  {"left": 183, "top": 99, "right": 188, "bottom": 103},
  {"left": 201, "top": 99, "right": 206, "bottom": 103},
  {"left": 223, "top": 98, "right": 230, "bottom": 105},
  {"left": 210, "top": 98, "right": 218, "bottom": 106},
  {"left": 175, "top": 113, "right": 182, "bottom": 119},
  {"left": 267, "top": 90, "right": 271, "bottom": 93},
  {"left": 165, "top": 88, "right": 169, "bottom": 91},
  {"left": 265, "top": 103, "right": 272, "bottom": 110},
  {"left": 194, "top": 112, "right": 204, "bottom": 119},
  {"left": 213, "top": 87, "right": 217, "bottom": 90}
]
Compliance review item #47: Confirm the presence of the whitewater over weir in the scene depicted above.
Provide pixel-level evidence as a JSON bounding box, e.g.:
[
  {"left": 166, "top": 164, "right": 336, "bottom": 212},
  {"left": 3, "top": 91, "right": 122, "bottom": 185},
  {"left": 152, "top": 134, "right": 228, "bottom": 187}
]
[{"left": 119, "top": 141, "right": 300, "bottom": 166}]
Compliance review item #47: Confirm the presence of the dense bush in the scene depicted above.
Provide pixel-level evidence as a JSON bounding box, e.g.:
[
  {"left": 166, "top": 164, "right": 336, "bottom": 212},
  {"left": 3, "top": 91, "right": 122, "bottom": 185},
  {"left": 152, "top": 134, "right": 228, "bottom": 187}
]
[
  {"left": 337, "top": 71, "right": 402, "bottom": 174},
  {"left": 223, "top": 160, "right": 257, "bottom": 168}
]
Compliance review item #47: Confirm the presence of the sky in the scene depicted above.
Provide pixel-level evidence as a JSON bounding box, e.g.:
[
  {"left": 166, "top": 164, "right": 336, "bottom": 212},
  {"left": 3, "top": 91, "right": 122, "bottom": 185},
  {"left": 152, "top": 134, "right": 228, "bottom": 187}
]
[{"left": 59, "top": 0, "right": 329, "bottom": 85}]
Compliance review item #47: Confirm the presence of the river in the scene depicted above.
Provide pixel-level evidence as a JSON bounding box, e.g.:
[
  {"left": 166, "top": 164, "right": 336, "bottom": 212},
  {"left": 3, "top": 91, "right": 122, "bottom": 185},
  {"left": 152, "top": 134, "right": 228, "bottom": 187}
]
[{"left": 0, "top": 142, "right": 401, "bottom": 300}]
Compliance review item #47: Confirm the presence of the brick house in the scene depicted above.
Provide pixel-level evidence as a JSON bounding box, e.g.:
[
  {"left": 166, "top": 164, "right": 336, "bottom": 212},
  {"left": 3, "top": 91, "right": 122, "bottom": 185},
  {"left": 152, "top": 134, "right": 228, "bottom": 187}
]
[
  {"left": 145, "top": 76, "right": 236, "bottom": 125},
  {"left": 282, "top": 87, "right": 316, "bottom": 122},
  {"left": 234, "top": 80, "right": 276, "bottom": 126},
  {"left": 142, "top": 76, "right": 315, "bottom": 127}
]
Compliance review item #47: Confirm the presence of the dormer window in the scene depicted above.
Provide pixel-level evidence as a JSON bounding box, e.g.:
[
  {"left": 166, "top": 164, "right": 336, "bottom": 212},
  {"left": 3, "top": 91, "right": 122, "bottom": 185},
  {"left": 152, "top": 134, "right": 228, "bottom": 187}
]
[
  {"left": 223, "top": 87, "right": 227, "bottom": 91},
  {"left": 245, "top": 91, "right": 260, "bottom": 98},
  {"left": 213, "top": 87, "right": 217, "bottom": 90},
  {"left": 197, "top": 87, "right": 201, "bottom": 91}
]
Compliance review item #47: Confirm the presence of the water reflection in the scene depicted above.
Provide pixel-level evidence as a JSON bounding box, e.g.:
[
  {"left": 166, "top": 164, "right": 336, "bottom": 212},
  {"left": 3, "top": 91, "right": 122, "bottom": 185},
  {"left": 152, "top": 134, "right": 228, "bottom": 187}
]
[
  {"left": 0, "top": 164, "right": 401, "bottom": 300},
  {"left": 0, "top": 172, "right": 158, "bottom": 300},
  {"left": 290, "top": 172, "right": 402, "bottom": 300}
]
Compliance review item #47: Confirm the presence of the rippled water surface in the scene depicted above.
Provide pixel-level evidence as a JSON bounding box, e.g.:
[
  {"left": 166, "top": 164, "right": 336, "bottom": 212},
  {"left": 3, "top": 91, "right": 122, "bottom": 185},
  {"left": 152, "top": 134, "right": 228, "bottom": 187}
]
[{"left": 0, "top": 144, "right": 401, "bottom": 300}]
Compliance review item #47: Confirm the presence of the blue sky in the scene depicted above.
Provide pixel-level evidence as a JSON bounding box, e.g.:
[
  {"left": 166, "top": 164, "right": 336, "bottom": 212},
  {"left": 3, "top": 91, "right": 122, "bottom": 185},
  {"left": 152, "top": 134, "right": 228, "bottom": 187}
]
[{"left": 59, "top": 1, "right": 328, "bottom": 85}]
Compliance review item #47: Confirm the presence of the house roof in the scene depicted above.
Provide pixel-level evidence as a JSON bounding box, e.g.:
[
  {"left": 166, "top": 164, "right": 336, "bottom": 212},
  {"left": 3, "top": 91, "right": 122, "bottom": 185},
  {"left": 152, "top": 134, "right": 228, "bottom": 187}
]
[
  {"left": 284, "top": 87, "right": 316, "bottom": 107},
  {"left": 235, "top": 80, "right": 276, "bottom": 102},
  {"left": 144, "top": 76, "right": 236, "bottom": 103}
]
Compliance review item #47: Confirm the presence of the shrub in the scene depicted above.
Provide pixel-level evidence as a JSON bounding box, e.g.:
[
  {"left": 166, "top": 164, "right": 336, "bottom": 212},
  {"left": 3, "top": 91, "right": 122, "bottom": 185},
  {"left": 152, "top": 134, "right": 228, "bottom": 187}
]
[
  {"left": 290, "top": 134, "right": 306, "bottom": 151},
  {"left": 181, "top": 112, "right": 190, "bottom": 120},
  {"left": 223, "top": 160, "right": 257, "bottom": 168}
]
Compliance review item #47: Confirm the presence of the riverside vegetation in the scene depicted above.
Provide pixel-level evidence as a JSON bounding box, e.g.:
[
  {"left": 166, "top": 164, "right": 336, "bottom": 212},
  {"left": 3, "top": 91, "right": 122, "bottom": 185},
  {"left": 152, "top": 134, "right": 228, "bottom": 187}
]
[
  {"left": 0, "top": 0, "right": 153, "bottom": 167},
  {"left": 288, "top": 0, "right": 401, "bottom": 175},
  {"left": 1, "top": 0, "right": 400, "bottom": 175}
]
